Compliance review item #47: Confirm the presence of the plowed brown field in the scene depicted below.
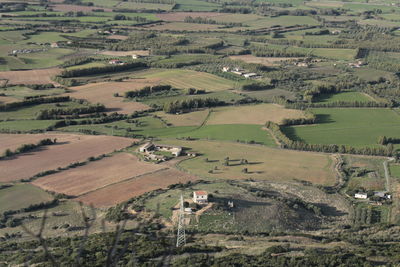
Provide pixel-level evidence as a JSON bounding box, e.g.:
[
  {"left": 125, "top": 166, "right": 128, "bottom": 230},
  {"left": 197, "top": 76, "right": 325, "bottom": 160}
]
[
  {"left": 0, "top": 68, "right": 61, "bottom": 84},
  {"left": 32, "top": 153, "right": 165, "bottom": 196},
  {"left": 76, "top": 168, "right": 198, "bottom": 207},
  {"left": 67, "top": 80, "right": 158, "bottom": 114},
  {"left": 0, "top": 134, "right": 134, "bottom": 182}
]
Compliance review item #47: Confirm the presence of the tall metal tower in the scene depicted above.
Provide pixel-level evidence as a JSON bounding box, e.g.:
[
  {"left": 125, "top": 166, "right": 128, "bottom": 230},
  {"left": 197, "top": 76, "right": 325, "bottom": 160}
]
[{"left": 176, "top": 194, "right": 186, "bottom": 247}]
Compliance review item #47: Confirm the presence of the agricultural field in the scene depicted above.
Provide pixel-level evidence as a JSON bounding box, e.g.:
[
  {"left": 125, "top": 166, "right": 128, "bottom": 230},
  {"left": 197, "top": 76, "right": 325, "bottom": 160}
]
[
  {"left": 76, "top": 168, "right": 198, "bottom": 207},
  {"left": 130, "top": 69, "right": 236, "bottom": 91},
  {"left": 0, "top": 133, "right": 134, "bottom": 182},
  {"left": 0, "top": 68, "right": 61, "bottom": 84},
  {"left": 284, "top": 108, "right": 400, "bottom": 147},
  {"left": 32, "top": 152, "right": 165, "bottom": 197},
  {"left": 2, "top": 0, "right": 400, "bottom": 264},
  {"left": 162, "top": 139, "right": 337, "bottom": 186},
  {"left": 66, "top": 81, "right": 157, "bottom": 114},
  {"left": 0, "top": 184, "right": 53, "bottom": 214},
  {"left": 206, "top": 104, "right": 306, "bottom": 125}
]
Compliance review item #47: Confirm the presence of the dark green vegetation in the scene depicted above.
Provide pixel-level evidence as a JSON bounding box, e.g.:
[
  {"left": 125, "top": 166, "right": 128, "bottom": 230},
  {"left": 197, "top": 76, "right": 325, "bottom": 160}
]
[{"left": 2, "top": 0, "right": 400, "bottom": 265}]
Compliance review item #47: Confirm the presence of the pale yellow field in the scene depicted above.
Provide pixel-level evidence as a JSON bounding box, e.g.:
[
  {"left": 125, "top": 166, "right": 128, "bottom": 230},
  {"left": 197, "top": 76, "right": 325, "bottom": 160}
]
[{"left": 206, "top": 104, "right": 306, "bottom": 125}]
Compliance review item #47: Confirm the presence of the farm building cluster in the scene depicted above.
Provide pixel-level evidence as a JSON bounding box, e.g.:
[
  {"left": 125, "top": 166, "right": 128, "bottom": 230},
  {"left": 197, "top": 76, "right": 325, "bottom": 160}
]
[
  {"left": 354, "top": 191, "right": 391, "bottom": 204},
  {"left": 222, "top": 67, "right": 260, "bottom": 79},
  {"left": 139, "top": 142, "right": 183, "bottom": 162}
]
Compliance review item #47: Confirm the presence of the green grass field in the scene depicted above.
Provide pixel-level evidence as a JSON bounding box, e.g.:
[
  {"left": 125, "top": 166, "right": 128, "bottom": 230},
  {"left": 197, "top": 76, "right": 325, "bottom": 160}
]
[
  {"left": 130, "top": 69, "right": 236, "bottom": 91},
  {"left": 284, "top": 108, "right": 400, "bottom": 147},
  {"left": 313, "top": 92, "right": 374, "bottom": 103},
  {"left": 0, "top": 86, "right": 65, "bottom": 100},
  {"left": 0, "top": 184, "right": 53, "bottom": 213},
  {"left": 0, "top": 120, "right": 56, "bottom": 132},
  {"left": 390, "top": 164, "right": 400, "bottom": 179}
]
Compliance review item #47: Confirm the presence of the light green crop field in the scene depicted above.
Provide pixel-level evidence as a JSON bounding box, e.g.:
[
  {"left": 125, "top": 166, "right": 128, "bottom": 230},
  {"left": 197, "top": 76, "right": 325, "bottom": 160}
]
[
  {"left": 0, "top": 184, "right": 53, "bottom": 213},
  {"left": 313, "top": 92, "right": 374, "bottom": 103},
  {"left": 0, "top": 86, "right": 65, "bottom": 100},
  {"left": 390, "top": 164, "right": 400, "bottom": 179},
  {"left": 0, "top": 120, "right": 56, "bottom": 132},
  {"left": 174, "top": 0, "right": 220, "bottom": 11},
  {"left": 130, "top": 69, "right": 236, "bottom": 91},
  {"left": 284, "top": 108, "right": 400, "bottom": 147},
  {"left": 0, "top": 48, "right": 74, "bottom": 71}
]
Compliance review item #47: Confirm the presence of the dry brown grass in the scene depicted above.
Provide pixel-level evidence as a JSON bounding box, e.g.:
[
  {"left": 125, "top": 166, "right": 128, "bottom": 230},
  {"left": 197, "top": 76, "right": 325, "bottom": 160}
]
[
  {"left": 0, "top": 133, "right": 134, "bottom": 182},
  {"left": 0, "top": 95, "right": 18, "bottom": 104},
  {"left": 229, "top": 55, "right": 302, "bottom": 66},
  {"left": 76, "top": 168, "right": 198, "bottom": 207},
  {"left": 0, "top": 68, "right": 61, "bottom": 85},
  {"left": 206, "top": 104, "right": 306, "bottom": 125},
  {"left": 66, "top": 80, "right": 159, "bottom": 114},
  {"left": 32, "top": 153, "right": 165, "bottom": 196},
  {"left": 147, "top": 22, "right": 220, "bottom": 31}
]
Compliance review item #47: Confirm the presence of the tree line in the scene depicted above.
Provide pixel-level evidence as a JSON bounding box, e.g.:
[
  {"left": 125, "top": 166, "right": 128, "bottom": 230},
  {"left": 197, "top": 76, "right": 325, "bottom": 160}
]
[
  {"left": 1, "top": 138, "right": 56, "bottom": 160},
  {"left": 36, "top": 104, "right": 106, "bottom": 120},
  {"left": 124, "top": 85, "right": 172, "bottom": 98},
  {"left": 0, "top": 96, "right": 70, "bottom": 112},
  {"left": 58, "top": 61, "right": 147, "bottom": 78},
  {"left": 163, "top": 98, "right": 224, "bottom": 114}
]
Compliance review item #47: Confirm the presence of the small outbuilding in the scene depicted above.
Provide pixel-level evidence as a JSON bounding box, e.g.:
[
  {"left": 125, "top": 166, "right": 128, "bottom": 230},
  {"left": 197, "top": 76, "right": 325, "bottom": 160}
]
[{"left": 355, "top": 193, "right": 368, "bottom": 199}]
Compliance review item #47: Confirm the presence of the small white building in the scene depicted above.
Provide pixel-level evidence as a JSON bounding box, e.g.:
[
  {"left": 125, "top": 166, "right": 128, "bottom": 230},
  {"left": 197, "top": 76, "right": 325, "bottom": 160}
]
[
  {"left": 355, "top": 193, "right": 368, "bottom": 199},
  {"left": 132, "top": 54, "right": 141, "bottom": 59},
  {"left": 139, "top": 142, "right": 155, "bottom": 153},
  {"left": 222, "top": 66, "right": 230, "bottom": 72},
  {"left": 243, "top": 73, "right": 258, "bottom": 78},
  {"left": 193, "top": 191, "right": 208, "bottom": 204}
]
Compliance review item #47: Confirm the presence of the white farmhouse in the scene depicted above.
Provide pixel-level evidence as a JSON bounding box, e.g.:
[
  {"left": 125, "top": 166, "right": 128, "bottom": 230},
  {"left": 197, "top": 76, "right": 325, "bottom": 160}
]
[{"left": 193, "top": 191, "right": 208, "bottom": 204}]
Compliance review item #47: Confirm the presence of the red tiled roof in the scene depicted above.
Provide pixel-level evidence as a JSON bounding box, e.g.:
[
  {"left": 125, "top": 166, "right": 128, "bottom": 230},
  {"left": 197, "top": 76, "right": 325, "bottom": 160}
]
[{"left": 195, "top": 191, "right": 207, "bottom": 195}]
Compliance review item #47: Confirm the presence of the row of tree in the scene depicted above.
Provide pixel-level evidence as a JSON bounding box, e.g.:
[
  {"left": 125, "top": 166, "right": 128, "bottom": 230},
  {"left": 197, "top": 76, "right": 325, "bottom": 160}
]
[
  {"left": 0, "top": 96, "right": 70, "bottom": 111},
  {"left": 1, "top": 138, "right": 56, "bottom": 160},
  {"left": 163, "top": 98, "right": 224, "bottom": 114},
  {"left": 36, "top": 104, "right": 106, "bottom": 120},
  {"left": 124, "top": 85, "right": 172, "bottom": 98}
]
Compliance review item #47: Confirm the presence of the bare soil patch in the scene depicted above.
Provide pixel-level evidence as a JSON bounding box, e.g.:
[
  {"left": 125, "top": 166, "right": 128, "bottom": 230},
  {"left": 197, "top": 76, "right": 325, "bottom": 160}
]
[
  {"left": 67, "top": 80, "right": 159, "bottom": 114},
  {"left": 77, "top": 168, "right": 198, "bottom": 207},
  {"left": 0, "top": 133, "right": 134, "bottom": 182},
  {"left": 106, "top": 35, "right": 129, "bottom": 40},
  {"left": 0, "top": 68, "right": 61, "bottom": 85},
  {"left": 33, "top": 153, "right": 164, "bottom": 196}
]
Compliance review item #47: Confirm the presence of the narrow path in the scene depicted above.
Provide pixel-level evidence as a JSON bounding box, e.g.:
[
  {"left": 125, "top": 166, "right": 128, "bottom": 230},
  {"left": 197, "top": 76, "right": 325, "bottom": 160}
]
[{"left": 383, "top": 158, "right": 395, "bottom": 192}]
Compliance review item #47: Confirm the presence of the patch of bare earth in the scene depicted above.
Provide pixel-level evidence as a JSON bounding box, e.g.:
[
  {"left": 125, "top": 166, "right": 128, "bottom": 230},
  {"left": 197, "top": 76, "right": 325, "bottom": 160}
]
[
  {"left": 76, "top": 168, "right": 198, "bottom": 208},
  {"left": 0, "top": 68, "right": 61, "bottom": 85},
  {"left": 32, "top": 153, "right": 165, "bottom": 196},
  {"left": 66, "top": 80, "right": 159, "bottom": 114},
  {"left": 0, "top": 133, "right": 134, "bottom": 182}
]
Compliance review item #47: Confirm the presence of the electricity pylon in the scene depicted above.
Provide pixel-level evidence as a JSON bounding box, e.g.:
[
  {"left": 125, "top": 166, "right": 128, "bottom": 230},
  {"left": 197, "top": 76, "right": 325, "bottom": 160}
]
[{"left": 176, "top": 194, "right": 186, "bottom": 247}]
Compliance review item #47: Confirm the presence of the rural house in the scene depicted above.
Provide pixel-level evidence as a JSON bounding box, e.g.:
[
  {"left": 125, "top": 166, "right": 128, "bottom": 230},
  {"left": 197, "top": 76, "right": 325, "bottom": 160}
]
[{"left": 193, "top": 191, "right": 208, "bottom": 204}]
